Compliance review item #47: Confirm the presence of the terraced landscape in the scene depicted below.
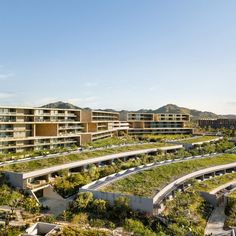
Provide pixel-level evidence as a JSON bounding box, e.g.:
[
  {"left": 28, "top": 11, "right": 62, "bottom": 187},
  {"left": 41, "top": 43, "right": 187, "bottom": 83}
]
[
  {"left": 178, "top": 135, "right": 219, "bottom": 144},
  {"left": 0, "top": 142, "right": 168, "bottom": 173},
  {"left": 101, "top": 154, "right": 236, "bottom": 197}
]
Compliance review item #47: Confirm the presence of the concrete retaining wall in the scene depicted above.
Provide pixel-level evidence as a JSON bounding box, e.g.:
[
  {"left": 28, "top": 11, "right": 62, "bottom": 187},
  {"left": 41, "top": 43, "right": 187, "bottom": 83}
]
[
  {"left": 80, "top": 189, "right": 153, "bottom": 213},
  {"left": 199, "top": 192, "right": 218, "bottom": 207},
  {"left": 3, "top": 171, "right": 24, "bottom": 188},
  {"left": 43, "top": 185, "right": 64, "bottom": 200}
]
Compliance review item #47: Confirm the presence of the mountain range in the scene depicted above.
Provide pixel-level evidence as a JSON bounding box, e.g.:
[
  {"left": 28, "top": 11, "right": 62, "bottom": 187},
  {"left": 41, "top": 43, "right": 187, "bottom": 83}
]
[{"left": 41, "top": 101, "right": 236, "bottom": 120}]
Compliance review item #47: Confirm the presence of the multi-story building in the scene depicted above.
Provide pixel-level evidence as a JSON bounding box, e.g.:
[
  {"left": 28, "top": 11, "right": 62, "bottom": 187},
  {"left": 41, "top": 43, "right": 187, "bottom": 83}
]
[
  {"left": 0, "top": 106, "right": 83, "bottom": 153},
  {"left": 121, "top": 112, "right": 193, "bottom": 135},
  {"left": 0, "top": 106, "right": 129, "bottom": 153},
  {"left": 80, "top": 110, "right": 129, "bottom": 144},
  {"left": 198, "top": 118, "right": 236, "bottom": 130},
  {"left": 0, "top": 105, "right": 194, "bottom": 153}
]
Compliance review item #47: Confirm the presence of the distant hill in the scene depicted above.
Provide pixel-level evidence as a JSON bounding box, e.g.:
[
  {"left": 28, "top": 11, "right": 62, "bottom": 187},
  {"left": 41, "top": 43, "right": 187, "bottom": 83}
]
[
  {"left": 41, "top": 101, "right": 81, "bottom": 110},
  {"left": 138, "top": 104, "right": 220, "bottom": 120},
  {"left": 41, "top": 102, "right": 236, "bottom": 120}
]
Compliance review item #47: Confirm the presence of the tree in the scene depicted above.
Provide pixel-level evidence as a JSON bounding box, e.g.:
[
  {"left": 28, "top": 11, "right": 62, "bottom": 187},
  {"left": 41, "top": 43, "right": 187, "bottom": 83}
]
[
  {"left": 124, "top": 218, "right": 156, "bottom": 236},
  {"left": 114, "top": 196, "right": 130, "bottom": 220},
  {"left": 71, "top": 212, "right": 88, "bottom": 225},
  {"left": 92, "top": 199, "right": 107, "bottom": 215},
  {"left": 23, "top": 197, "right": 40, "bottom": 214},
  {"left": 87, "top": 165, "right": 100, "bottom": 180},
  {"left": 74, "top": 192, "right": 93, "bottom": 211},
  {"left": 8, "top": 191, "right": 22, "bottom": 215}
]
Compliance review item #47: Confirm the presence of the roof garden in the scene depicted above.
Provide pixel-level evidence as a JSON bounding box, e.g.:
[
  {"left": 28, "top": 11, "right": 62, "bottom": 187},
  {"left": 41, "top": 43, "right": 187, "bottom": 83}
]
[
  {"left": 100, "top": 154, "right": 236, "bottom": 197},
  {"left": 179, "top": 136, "right": 220, "bottom": 144},
  {"left": 0, "top": 142, "right": 169, "bottom": 173},
  {"left": 193, "top": 172, "right": 236, "bottom": 192}
]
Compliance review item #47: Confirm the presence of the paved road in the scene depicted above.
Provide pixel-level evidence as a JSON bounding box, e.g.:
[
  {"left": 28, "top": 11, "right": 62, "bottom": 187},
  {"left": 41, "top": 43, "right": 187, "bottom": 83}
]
[{"left": 205, "top": 205, "right": 231, "bottom": 236}]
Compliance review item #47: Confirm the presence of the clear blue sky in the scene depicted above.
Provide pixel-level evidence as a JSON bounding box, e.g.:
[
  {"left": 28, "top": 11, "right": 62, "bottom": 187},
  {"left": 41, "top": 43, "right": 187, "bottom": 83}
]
[{"left": 0, "top": 0, "right": 236, "bottom": 114}]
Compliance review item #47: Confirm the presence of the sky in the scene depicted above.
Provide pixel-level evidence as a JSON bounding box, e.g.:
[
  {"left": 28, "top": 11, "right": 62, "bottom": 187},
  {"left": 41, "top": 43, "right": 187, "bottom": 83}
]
[{"left": 0, "top": 0, "right": 236, "bottom": 114}]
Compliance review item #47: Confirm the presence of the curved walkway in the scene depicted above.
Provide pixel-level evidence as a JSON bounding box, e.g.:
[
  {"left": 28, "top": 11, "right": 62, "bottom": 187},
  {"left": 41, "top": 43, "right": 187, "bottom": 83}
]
[{"left": 204, "top": 205, "right": 230, "bottom": 236}]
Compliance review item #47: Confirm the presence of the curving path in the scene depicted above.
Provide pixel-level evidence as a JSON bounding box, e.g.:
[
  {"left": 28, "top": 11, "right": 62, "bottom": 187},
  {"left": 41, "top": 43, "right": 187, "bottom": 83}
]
[{"left": 204, "top": 205, "right": 230, "bottom": 236}]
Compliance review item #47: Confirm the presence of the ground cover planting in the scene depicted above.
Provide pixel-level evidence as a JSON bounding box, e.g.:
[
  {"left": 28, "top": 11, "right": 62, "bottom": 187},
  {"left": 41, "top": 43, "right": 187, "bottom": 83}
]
[
  {"left": 101, "top": 154, "right": 236, "bottom": 197},
  {"left": 0, "top": 142, "right": 167, "bottom": 173},
  {"left": 225, "top": 189, "right": 236, "bottom": 228},
  {"left": 179, "top": 135, "right": 219, "bottom": 144},
  {"left": 193, "top": 172, "right": 236, "bottom": 192}
]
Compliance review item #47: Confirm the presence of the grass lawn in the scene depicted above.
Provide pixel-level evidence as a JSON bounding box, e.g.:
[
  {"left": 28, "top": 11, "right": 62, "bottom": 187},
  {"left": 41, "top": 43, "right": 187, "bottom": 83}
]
[
  {"left": 101, "top": 154, "right": 236, "bottom": 197},
  {"left": 0, "top": 142, "right": 168, "bottom": 173}
]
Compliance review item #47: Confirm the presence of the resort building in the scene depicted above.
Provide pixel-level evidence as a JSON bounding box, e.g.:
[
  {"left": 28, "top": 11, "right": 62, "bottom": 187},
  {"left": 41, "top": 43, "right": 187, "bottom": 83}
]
[
  {"left": 198, "top": 118, "right": 236, "bottom": 130},
  {"left": 80, "top": 110, "right": 129, "bottom": 144},
  {"left": 121, "top": 112, "right": 193, "bottom": 135},
  {"left": 0, "top": 106, "right": 129, "bottom": 153},
  {"left": 0, "top": 106, "right": 193, "bottom": 153},
  {"left": 0, "top": 106, "right": 82, "bottom": 153}
]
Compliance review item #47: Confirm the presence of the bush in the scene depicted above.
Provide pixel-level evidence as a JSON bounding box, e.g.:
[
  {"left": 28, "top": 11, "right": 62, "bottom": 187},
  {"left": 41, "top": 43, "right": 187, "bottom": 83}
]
[
  {"left": 71, "top": 212, "right": 88, "bottom": 225},
  {"left": 124, "top": 218, "right": 156, "bottom": 236},
  {"left": 39, "top": 214, "right": 56, "bottom": 223}
]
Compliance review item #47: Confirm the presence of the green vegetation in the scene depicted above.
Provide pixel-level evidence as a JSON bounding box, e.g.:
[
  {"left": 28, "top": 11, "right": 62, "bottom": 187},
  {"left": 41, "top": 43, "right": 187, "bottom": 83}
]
[
  {"left": 157, "top": 171, "right": 236, "bottom": 235},
  {"left": 225, "top": 189, "right": 236, "bottom": 228},
  {"left": 0, "top": 175, "right": 40, "bottom": 234},
  {"left": 1, "top": 142, "right": 167, "bottom": 173},
  {"left": 228, "top": 189, "right": 236, "bottom": 198},
  {"left": 63, "top": 192, "right": 159, "bottom": 236},
  {"left": 0, "top": 226, "right": 24, "bottom": 236},
  {"left": 57, "top": 226, "right": 109, "bottom": 236},
  {"left": 193, "top": 172, "right": 236, "bottom": 192},
  {"left": 0, "top": 144, "right": 79, "bottom": 162},
  {"left": 101, "top": 154, "right": 236, "bottom": 197},
  {"left": 179, "top": 135, "right": 218, "bottom": 144},
  {"left": 140, "top": 134, "right": 192, "bottom": 142},
  {"left": 53, "top": 153, "right": 163, "bottom": 197},
  {"left": 161, "top": 190, "right": 212, "bottom": 235},
  {"left": 65, "top": 190, "right": 210, "bottom": 235},
  {"left": 53, "top": 139, "right": 234, "bottom": 197},
  {"left": 86, "top": 135, "right": 140, "bottom": 148}
]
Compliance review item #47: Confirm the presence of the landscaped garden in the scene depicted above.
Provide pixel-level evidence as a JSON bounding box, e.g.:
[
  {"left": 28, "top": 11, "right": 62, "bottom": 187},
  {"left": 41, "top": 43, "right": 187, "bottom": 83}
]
[
  {"left": 225, "top": 189, "right": 236, "bottom": 228},
  {"left": 85, "top": 135, "right": 142, "bottom": 148},
  {"left": 0, "top": 174, "right": 41, "bottom": 235},
  {"left": 193, "top": 172, "right": 236, "bottom": 192},
  {"left": 160, "top": 171, "right": 236, "bottom": 235},
  {"left": 61, "top": 192, "right": 160, "bottom": 236},
  {"left": 51, "top": 140, "right": 234, "bottom": 197},
  {"left": 139, "top": 134, "right": 192, "bottom": 142},
  {"left": 0, "top": 142, "right": 168, "bottom": 173},
  {"left": 161, "top": 188, "right": 212, "bottom": 235},
  {"left": 101, "top": 154, "right": 236, "bottom": 197},
  {"left": 178, "top": 135, "right": 219, "bottom": 144}
]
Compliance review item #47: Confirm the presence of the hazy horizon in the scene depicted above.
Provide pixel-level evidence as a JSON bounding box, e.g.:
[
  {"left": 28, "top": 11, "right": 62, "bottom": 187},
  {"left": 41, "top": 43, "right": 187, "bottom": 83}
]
[{"left": 1, "top": 1, "right": 236, "bottom": 114}]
